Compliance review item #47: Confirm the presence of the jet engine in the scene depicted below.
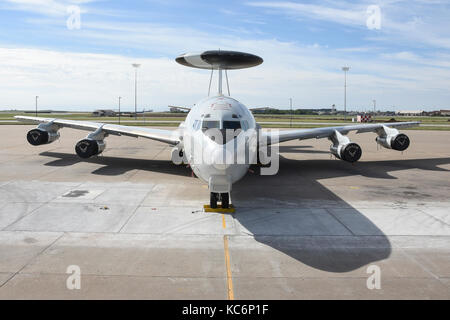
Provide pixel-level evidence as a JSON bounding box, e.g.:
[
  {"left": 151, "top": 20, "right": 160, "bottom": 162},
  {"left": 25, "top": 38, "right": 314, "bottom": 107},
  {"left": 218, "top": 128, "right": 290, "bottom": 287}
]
[
  {"left": 376, "top": 133, "right": 410, "bottom": 151},
  {"left": 75, "top": 139, "right": 105, "bottom": 158},
  {"left": 27, "top": 128, "right": 60, "bottom": 146},
  {"left": 329, "top": 130, "right": 362, "bottom": 163},
  {"left": 330, "top": 142, "right": 362, "bottom": 163}
]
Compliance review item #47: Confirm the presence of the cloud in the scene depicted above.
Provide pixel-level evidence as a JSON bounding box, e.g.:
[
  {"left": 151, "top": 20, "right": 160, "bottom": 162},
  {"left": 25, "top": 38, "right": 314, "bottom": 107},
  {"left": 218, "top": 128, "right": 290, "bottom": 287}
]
[
  {"left": 2, "top": 42, "right": 450, "bottom": 111},
  {"left": 380, "top": 51, "right": 450, "bottom": 68},
  {"left": 2, "top": 0, "right": 115, "bottom": 17},
  {"left": 246, "top": 1, "right": 450, "bottom": 50},
  {"left": 0, "top": 47, "right": 209, "bottom": 110},
  {"left": 247, "top": 1, "right": 367, "bottom": 27},
  {"left": 2, "top": 0, "right": 95, "bottom": 16},
  {"left": 1, "top": 0, "right": 450, "bottom": 110},
  {"left": 381, "top": 51, "right": 419, "bottom": 62}
]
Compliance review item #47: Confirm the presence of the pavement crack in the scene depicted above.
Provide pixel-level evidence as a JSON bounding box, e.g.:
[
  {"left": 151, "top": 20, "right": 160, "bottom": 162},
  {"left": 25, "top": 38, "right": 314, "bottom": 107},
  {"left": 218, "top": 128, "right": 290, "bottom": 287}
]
[{"left": 0, "top": 232, "right": 65, "bottom": 289}]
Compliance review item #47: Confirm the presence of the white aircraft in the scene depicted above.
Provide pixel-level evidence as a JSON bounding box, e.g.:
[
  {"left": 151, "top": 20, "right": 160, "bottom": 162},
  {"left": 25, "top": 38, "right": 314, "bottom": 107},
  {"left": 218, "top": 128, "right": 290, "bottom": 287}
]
[{"left": 16, "top": 50, "right": 419, "bottom": 209}]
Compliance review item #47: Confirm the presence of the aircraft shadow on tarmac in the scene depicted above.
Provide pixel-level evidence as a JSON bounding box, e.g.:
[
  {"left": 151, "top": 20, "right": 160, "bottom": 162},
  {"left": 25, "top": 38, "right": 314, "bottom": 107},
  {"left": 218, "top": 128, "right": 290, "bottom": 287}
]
[
  {"left": 40, "top": 150, "right": 450, "bottom": 272},
  {"left": 232, "top": 155, "right": 450, "bottom": 272},
  {"left": 39, "top": 151, "right": 192, "bottom": 177},
  {"left": 278, "top": 145, "right": 330, "bottom": 154}
]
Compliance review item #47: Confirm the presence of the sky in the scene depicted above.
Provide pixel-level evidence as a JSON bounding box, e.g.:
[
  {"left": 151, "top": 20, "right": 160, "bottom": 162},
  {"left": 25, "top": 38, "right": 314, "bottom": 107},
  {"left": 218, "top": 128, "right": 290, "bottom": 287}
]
[{"left": 0, "top": 0, "right": 450, "bottom": 112}]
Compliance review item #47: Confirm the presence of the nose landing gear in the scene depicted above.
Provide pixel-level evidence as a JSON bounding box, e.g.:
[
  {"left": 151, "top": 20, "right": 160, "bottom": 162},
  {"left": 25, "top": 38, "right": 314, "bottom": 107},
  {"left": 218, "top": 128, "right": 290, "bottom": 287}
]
[{"left": 210, "top": 192, "right": 230, "bottom": 209}]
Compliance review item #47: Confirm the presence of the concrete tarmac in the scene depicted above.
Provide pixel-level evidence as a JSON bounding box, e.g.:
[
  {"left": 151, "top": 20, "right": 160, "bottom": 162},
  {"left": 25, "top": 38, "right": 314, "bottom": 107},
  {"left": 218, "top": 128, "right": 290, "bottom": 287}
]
[{"left": 0, "top": 125, "right": 449, "bottom": 299}]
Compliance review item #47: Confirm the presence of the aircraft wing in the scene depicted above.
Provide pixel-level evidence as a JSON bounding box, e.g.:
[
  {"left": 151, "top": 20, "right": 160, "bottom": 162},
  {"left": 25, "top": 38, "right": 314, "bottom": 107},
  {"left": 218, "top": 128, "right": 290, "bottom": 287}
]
[
  {"left": 261, "top": 121, "right": 420, "bottom": 145},
  {"left": 15, "top": 116, "right": 181, "bottom": 145}
]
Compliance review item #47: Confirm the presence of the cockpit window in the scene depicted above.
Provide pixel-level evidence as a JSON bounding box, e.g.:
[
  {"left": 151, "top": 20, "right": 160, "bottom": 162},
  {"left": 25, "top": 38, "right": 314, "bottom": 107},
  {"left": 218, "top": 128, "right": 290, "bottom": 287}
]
[
  {"left": 202, "top": 120, "right": 244, "bottom": 144},
  {"left": 202, "top": 120, "right": 220, "bottom": 132},
  {"left": 223, "top": 121, "right": 241, "bottom": 130},
  {"left": 193, "top": 120, "right": 199, "bottom": 130}
]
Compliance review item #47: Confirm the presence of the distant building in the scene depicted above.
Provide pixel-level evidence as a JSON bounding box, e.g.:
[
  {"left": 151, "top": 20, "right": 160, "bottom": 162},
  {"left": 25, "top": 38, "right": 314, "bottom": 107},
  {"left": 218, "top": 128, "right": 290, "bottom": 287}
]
[
  {"left": 426, "top": 110, "right": 450, "bottom": 116},
  {"left": 92, "top": 109, "right": 116, "bottom": 117},
  {"left": 396, "top": 110, "right": 425, "bottom": 116}
]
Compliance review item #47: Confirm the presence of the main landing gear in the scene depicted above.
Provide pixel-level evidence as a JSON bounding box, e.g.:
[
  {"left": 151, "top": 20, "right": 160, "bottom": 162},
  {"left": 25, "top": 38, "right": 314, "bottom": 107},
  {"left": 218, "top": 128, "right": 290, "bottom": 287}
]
[{"left": 210, "top": 192, "right": 230, "bottom": 209}]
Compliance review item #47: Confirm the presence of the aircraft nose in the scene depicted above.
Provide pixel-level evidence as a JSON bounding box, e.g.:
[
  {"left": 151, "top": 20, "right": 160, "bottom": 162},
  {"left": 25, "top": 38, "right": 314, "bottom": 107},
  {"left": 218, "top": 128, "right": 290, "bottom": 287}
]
[{"left": 210, "top": 145, "right": 234, "bottom": 170}]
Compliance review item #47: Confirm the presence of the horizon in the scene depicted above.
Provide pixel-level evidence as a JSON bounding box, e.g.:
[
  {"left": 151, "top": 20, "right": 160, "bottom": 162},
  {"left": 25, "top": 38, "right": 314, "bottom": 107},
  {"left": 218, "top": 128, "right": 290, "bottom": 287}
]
[{"left": 3, "top": 105, "right": 447, "bottom": 114}]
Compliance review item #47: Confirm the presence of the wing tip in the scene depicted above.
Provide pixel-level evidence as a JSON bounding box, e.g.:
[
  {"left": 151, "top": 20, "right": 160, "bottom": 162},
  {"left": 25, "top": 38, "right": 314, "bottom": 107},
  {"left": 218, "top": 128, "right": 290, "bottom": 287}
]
[{"left": 14, "top": 115, "right": 28, "bottom": 121}]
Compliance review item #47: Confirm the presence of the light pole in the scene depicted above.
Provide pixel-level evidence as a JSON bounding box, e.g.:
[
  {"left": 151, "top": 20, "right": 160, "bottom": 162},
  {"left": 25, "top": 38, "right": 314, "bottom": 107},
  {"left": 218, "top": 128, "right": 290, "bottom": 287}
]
[
  {"left": 118, "top": 96, "right": 121, "bottom": 124},
  {"left": 373, "top": 99, "right": 376, "bottom": 120},
  {"left": 35, "top": 96, "right": 39, "bottom": 117},
  {"left": 132, "top": 63, "right": 141, "bottom": 120},
  {"left": 342, "top": 66, "right": 350, "bottom": 121},
  {"left": 289, "top": 98, "right": 293, "bottom": 128}
]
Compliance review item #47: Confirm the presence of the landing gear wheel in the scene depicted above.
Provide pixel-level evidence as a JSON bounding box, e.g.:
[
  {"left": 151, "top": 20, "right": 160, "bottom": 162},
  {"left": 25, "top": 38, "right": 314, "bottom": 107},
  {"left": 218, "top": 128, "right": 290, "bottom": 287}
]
[
  {"left": 221, "top": 193, "right": 230, "bottom": 209},
  {"left": 210, "top": 192, "right": 218, "bottom": 209}
]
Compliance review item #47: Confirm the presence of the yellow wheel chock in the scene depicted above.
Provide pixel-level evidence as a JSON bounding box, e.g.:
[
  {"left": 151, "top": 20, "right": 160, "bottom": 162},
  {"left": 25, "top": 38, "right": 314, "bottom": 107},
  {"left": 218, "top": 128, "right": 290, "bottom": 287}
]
[{"left": 203, "top": 204, "right": 235, "bottom": 213}]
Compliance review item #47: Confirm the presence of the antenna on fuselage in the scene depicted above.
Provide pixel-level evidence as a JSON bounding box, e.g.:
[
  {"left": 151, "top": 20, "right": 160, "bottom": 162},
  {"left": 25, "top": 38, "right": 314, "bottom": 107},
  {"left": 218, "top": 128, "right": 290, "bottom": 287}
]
[
  {"left": 225, "top": 69, "right": 230, "bottom": 96},
  {"left": 175, "top": 50, "right": 263, "bottom": 97},
  {"left": 208, "top": 68, "right": 213, "bottom": 96}
]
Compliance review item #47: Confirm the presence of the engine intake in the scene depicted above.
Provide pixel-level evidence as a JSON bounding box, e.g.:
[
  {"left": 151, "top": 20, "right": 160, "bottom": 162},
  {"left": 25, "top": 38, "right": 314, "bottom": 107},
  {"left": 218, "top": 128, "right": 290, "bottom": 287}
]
[
  {"left": 376, "top": 133, "right": 410, "bottom": 151},
  {"left": 75, "top": 139, "right": 105, "bottom": 158},
  {"left": 27, "top": 129, "right": 59, "bottom": 146},
  {"left": 330, "top": 142, "right": 362, "bottom": 163}
]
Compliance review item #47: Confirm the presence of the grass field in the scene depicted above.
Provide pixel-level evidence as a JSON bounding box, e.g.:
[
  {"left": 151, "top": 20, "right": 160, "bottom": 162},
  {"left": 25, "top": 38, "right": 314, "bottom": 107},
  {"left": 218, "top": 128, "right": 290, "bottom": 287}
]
[{"left": 1, "top": 111, "right": 449, "bottom": 130}]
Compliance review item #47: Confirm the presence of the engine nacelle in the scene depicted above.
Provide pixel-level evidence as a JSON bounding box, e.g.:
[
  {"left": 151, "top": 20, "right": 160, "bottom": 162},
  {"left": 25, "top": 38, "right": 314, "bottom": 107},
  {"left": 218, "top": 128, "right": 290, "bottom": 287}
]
[
  {"left": 27, "top": 129, "right": 60, "bottom": 146},
  {"left": 376, "top": 133, "right": 410, "bottom": 151},
  {"left": 330, "top": 142, "right": 362, "bottom": 163},
  {"left": 75, "top": 139, "right": 105, "bottom": 158}
]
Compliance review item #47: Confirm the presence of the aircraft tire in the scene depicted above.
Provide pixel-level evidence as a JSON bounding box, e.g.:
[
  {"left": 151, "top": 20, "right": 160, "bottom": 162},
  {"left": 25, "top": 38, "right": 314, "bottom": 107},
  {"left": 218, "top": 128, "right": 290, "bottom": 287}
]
[
  {"left": 221, "top": 193, "right": 229, "bottom": 209},
  {"left": 210, "top": 192, "right": 218, "bottom": 209}
]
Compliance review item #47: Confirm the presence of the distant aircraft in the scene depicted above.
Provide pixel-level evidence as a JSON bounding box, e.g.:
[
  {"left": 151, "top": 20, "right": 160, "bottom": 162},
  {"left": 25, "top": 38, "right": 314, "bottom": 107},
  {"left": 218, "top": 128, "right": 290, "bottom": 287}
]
[{"left": 16, "top": 50, "right": 419, "bottom": 209}]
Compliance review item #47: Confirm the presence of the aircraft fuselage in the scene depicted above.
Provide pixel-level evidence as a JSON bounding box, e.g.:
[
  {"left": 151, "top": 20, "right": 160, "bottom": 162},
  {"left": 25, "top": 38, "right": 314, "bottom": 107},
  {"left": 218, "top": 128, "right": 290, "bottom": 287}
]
[{"left": 182, "top": 95, "right": 257, "bottom": 193}]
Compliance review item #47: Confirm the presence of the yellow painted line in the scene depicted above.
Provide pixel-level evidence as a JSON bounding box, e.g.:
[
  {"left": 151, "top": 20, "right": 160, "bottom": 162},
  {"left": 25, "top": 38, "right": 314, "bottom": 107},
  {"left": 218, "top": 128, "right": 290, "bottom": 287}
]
[
  {"left": 222, "top": 213, "right": 227, "bottom": 229},
  {"left": 223, "top": 235, "right": 234, "bottom": 300}
]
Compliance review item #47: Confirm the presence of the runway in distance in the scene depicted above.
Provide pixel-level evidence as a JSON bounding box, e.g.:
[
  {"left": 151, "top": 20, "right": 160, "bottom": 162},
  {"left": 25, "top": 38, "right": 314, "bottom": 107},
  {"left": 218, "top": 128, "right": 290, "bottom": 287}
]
[{"left": 16, "top": 50, "right": 419, "bottom": 209}]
